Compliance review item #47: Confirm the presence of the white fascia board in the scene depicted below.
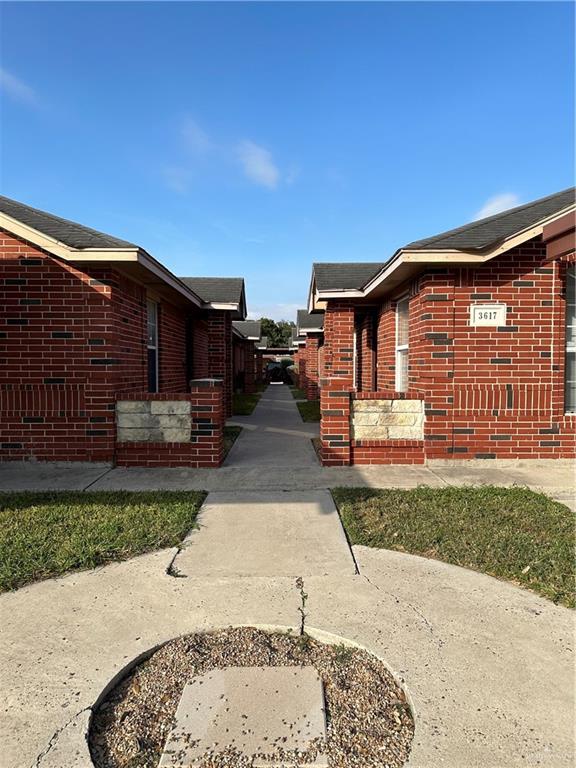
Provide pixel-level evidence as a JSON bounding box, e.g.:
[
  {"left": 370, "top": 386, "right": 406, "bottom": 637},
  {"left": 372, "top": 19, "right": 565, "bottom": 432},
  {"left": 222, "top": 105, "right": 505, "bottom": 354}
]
[
  {"left": 207, "top": 302, "right": 240, "bottom": 311},
  {"left": 314, "top": 204, "right": 576, "bottom": 302},
  {"left": 0, "top": 211, "right": 204, "bottom": 308}
]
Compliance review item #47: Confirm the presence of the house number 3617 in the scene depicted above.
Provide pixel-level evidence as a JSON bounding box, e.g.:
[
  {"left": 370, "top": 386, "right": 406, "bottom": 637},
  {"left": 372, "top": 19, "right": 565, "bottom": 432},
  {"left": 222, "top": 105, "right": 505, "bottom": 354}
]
[{"left": 470, "top": 304, "right": 507, "bottom": 327}]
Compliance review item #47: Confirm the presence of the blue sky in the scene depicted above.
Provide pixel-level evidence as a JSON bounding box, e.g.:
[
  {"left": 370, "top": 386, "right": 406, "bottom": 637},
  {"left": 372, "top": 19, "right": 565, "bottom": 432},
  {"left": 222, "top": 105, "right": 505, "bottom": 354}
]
[{"left": 1, "top": 2, "right": 574, "bottom": 320}]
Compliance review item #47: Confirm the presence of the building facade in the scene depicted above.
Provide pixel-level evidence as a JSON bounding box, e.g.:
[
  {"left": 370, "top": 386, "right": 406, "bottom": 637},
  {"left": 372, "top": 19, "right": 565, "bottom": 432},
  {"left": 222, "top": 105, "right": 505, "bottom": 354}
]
[
  {"left": 308, "top": 189, "right": 575, "bottom": 465},
  {"left": 0, "top": 196, "right": 247, "bottom": 466}
]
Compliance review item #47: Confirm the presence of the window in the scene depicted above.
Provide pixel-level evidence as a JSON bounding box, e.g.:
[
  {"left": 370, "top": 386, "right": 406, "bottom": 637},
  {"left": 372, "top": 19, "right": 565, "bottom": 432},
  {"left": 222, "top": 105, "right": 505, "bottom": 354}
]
[
  {"left": 566, "top": 266, "right": 576, "bottom": 413},
  {"left": 147, "top": 300, "right": 158, "bottom": 393},
  {"left": 395, "top": 296, "right": 409, "bottom": 392}
]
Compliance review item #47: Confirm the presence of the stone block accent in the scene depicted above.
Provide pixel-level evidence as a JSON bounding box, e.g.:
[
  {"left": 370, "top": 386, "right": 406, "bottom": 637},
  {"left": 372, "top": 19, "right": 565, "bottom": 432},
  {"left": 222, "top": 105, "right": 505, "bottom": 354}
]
[
  {"left": 352, "top": 399, "right": 424, "bottom": 440},
  {"left": 150, "top": 400, "right": 191, "bottom": 415},
  {"left": 116, "top": 402, "right": 191, "bottom": 442},
  {"left": 115, "top": 381, "right": 224, "bottom": 467}
]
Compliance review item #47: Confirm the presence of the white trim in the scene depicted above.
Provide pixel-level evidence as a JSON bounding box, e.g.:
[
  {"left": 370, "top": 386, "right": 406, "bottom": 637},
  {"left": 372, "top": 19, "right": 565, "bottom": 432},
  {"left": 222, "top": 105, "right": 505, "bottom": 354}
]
[
  {"left": 394, "top": 295, "right": 410, "bottom": 393},
  {"left": 299, "top": 326, "right": 324, "bottom": 335},
  {"left": 310, "top": 204, "right": 576, "bottom": 304},
  {"left": 0, "top": 211, "right": 204, "bottom": 308},
  {"left": 207, "top": 302, "right": 240, "bottom": 311},
  {"left": 146, "top": 299, "right": 159, "bottom": 393}
]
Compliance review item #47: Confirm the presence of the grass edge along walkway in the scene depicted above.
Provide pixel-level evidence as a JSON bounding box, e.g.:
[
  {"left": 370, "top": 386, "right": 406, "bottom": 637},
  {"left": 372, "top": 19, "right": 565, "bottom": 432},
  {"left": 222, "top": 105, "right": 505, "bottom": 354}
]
[
  {"left": 0, "top": 490, "right": 206, "bottom": 592},
  {"left": 332, "top": 485, "right": 575, "bottom": 608}
]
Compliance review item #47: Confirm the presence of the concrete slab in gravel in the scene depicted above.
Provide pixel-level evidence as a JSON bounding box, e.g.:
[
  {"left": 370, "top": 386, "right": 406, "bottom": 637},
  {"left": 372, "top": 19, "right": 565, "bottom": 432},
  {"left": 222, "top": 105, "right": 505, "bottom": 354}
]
[
  {"left": 0, "top": 551, "right": 302, "bottom": 768},
  {"left": 174, "top": 490, "right": 357, "bottom": 578},
  {"left": 159, "top": 667, "right": 327, "bottom": 767},
  {"left": 2, "top": 545, "right": 574, "bottom": 768}
]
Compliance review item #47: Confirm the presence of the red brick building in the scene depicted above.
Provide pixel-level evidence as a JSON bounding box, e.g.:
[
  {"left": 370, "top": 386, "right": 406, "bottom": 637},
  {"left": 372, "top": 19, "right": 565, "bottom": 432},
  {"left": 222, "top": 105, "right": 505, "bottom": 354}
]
[
  {"left": 0, "top": 196, "right": 247, "bottom": 466},
  {"left": 296, "top": 310, "right": 324, "bottom": 401},
  {"left": 232, "top": 320, "right": 262, "bottom": 393},
  {"left": 307, "top": 188, "right": 575, "bottom": 465}
]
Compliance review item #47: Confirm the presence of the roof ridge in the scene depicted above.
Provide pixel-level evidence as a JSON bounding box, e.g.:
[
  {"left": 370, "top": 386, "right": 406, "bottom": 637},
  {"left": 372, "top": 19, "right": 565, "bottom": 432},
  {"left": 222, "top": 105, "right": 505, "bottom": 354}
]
[
  {"left": 405, "top": 187, "right": 575, "bottom": 250},
  {"left": 0, "top": 194, "right": 137, "bottom": 248}
]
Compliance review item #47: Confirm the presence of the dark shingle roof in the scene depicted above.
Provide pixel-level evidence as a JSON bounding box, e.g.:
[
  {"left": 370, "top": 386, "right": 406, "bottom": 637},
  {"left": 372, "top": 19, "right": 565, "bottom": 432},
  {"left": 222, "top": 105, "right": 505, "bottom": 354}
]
[
  {"left": 291, "top": 328, "right": 305, "bottom": 344},
  {"left": 233, "top": 320, "right": 261, "bottom": 339},
  {"left": 404, "top": 187, "right": 575, "bottom": 251},
  {"left": 313, "top": 262, "right": 385, "bottom": 291},
  {"left": 297, "top": 309, "right": 324, "bottom": 332},
  {"left": 180, "top": 277, "right": 244, "bottom": 305},
  {"left": 0, "top": 195, "right": 137, "bottom": 249}
]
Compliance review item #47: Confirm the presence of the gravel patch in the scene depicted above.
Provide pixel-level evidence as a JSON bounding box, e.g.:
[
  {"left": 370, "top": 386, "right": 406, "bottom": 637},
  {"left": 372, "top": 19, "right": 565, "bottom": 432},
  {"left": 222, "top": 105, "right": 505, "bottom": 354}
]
[{"left": 90, "top": 627, "right": 414, "bottom": 768}]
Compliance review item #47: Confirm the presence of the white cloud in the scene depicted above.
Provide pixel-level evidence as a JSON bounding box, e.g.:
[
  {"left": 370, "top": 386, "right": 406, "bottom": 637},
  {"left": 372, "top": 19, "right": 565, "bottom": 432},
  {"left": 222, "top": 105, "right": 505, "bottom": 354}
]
[
  {"left": 237, "top": 140, "right": 280, "bottom": 189},
  {"left": 0, "top": 67, "right": 37, "bottom": 106},
  {"left": 473, "top": 192, "right": 520, "bottom": 221},
  {"left": 181, "top": 117, "right": 212, "bottom": 155}
]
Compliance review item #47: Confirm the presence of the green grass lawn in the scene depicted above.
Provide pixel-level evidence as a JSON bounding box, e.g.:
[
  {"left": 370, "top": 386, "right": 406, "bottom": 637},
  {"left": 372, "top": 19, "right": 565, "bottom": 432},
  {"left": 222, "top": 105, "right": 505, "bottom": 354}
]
[
  {"left": 232, "top": 391, "right": 262, "bottom": 415},
  {"left": 0, "top": 491, "right": 206, "bottom": 592},
  {"left": 290, "top": 386, "right": 307, "bottom": 400},
  {"left": 332, "top": 486, "right": 575, "bottom": 608},
  {"left": 297, "top": 399, "right": 321, "bottom": 422},
  {"left": 223, "top": 425, "right": 242, "bottom": 458}
]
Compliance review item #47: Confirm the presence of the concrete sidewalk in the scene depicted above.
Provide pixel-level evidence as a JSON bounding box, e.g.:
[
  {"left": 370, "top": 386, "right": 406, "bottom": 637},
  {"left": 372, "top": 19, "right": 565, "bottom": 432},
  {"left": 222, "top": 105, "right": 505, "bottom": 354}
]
[
  {"left": 1, "top": 538, "right": 573, "bottom": 768},
  {"left": 225, "top": 383, "right": 319, "bottom": 468},
  {"left": 1, "top": 458, "right": 573, "bottom": 508},
  {"left": 174, "top": 490, "right": 357, "bottom": 578}
]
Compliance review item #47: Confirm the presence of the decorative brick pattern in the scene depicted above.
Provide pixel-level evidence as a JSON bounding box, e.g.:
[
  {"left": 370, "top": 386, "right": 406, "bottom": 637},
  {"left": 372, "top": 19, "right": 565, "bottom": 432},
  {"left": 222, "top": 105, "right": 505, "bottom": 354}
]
[
  {"left": 319, "top": 234, "right": 576, "bottom": 464},
  {"left": 115, "top": 382, "right": 224, "bottom": 467},
  {"left": 0, "top": 231, "right": 232, "bottom": 465},
  {"left": 304, "top": 334, "right": 320, "bottom": 400}
]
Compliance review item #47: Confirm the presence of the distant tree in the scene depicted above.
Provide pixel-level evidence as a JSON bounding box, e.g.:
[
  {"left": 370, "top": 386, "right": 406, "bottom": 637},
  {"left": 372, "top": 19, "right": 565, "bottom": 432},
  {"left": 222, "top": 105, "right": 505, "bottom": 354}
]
[{"left": 258, "top": 318, "right": 296, "bottom": 347}]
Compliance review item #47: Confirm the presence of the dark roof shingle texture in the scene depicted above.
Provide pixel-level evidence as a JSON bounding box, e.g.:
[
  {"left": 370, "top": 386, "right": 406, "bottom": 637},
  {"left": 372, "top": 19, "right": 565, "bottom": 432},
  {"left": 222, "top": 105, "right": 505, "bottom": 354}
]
[
  {"left": 404, "top": 187, "right": 575, "bottom": 251},
  {"left": 0, "top": 195, "right": 137, "bottom": 249},
  {"left": 180, "top": 277, "right": 244, "bottom": 305},
  {"left": 297, "top": 309, "right": 324, "bottom": 331},
  {"left": 313, "top": 262, "right": 385, "bottom": 292},
  {"left": 233, "top": 320, "right": 261, "bottom": 339}
]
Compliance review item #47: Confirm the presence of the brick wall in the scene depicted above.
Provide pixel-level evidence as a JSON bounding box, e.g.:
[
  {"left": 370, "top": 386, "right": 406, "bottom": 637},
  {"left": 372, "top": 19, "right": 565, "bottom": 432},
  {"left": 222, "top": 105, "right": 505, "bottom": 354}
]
[
  {"left": 1, "top": 235, "right": 119, "bottom": 461},
  {"left": 207, "top": 311, "right": 233, "bottom": 417},
  {"left": 356, "top": 310, "right": 376, "bottom": 391},
  {"left": 159, "top": 301, "right": 188, "bottom": 393},
  {"left": 305, "top": 334, "right": 320, "bottom": 400},
  {"left": 191, "top": 317, "right": 210, "bottom": 379},
  {"left": 115, "top": 381, "right": 224, "bottom": 467},
  {"left": 0, "top": 231, "right": 212, "bottom": 464},
  {"left": 320, "top": 302, "right": 355, "bottom": 464},
  {"left": 320, "top": 235, "right": 575, "bottom": 464}
]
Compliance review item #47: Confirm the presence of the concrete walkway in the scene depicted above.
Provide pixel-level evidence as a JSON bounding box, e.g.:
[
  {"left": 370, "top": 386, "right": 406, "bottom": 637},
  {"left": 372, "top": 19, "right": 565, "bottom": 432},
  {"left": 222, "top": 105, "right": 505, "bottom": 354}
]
[
  {"left": 0, "top": 385, "right": 574, "bottom": 767},
  {"left": 225, "top": 383, "right": 319, "bottom": 468},
  {"left": 1, "top": 537, "right": 573, "bottom": 768}
]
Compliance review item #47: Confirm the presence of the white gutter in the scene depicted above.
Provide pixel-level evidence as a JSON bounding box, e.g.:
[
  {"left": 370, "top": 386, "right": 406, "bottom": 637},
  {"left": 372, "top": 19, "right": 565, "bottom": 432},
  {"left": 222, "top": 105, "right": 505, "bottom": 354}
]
[{"left": 311, "top": 203, "right": 576, "bottom": 303}]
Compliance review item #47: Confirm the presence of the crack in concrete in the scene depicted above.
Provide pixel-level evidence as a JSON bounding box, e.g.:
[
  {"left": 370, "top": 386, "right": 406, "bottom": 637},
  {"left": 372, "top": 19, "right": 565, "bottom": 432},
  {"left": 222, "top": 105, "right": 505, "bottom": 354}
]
[
  {"left": 295, "top": 576, "right": 308, "bottom": 635},
  {"left": 165, "top": 546, "right": 187, "bottom": 578},
  {"left": 362, "top": 573, "right": 445, "bottom": 649},
  {"left": 32, "top": 706, "right": 91, "bottom": 768},
  {"left": 82, "top": 467, "right": 113, "bottom": 491}
]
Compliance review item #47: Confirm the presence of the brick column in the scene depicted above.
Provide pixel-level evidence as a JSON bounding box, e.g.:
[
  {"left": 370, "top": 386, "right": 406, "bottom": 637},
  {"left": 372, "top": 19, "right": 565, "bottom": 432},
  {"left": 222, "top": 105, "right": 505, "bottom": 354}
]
[
  {"left": 114, "top": 380, "right": 224, "bottom": 467},
  {"left": 244, "top": 343, "right": 256, "bottom": 393},
  {"left": 320, "top": 301, "right": 355, "bottom": 465},
  {"left": 207, "top": 311, "right": 233, "bottom": 418},
  {"left": 305, "top": 334, "right": 320, "bottom": 400}
]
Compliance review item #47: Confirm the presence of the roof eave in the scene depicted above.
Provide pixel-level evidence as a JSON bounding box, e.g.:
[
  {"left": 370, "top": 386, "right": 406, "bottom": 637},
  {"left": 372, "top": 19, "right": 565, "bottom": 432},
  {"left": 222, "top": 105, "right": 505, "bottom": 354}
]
[{"left": 0, "top": 211, "right": 205, "bottom": 308}]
